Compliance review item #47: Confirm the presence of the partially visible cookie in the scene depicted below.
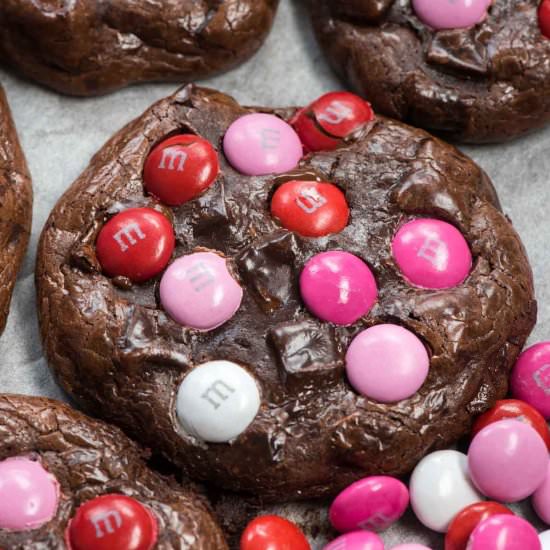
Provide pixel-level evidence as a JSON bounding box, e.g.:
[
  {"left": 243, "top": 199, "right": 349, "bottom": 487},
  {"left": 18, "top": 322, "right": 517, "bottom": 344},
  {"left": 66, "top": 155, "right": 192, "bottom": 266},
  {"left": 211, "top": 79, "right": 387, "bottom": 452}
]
[
  {"left": 310, "top": 0, "right": 550, "bottom": 143},
  {"left": 0, "top": 0, "right": 279, "bottom": 96},
  {"left": 0, "top": 85, "right": 32, "bottom": 335},
  {"left": 0, "top": 394, "right": 227, "bottom": 549}
]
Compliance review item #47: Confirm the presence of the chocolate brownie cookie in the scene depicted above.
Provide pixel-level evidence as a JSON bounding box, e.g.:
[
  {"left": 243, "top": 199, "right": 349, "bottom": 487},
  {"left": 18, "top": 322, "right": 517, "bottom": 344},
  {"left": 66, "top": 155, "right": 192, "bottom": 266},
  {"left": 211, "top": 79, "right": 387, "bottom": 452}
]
[
  {"left": 37, "top": 85, "right": 536, "bottom": 501},
  {"left": 310, "top": 0, "right": 550, "bottom": 143},
  {"left": 0, "top": 85, "right": 32, "bottom": 335},
  {"left": 0, "top": 394, "right": 227, "bottom": 549},
  {"left": 0, "top": 0, "right": 278, "bottom": 96}
]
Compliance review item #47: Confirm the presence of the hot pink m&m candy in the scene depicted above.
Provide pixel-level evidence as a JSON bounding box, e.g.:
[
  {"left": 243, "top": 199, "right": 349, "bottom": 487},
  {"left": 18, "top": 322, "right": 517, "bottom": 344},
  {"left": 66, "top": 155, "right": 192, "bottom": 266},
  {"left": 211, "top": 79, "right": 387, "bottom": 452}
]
[
  {"left": 323, "top": 531, "right": 384, "bottom": 550},
  {"left": 467, "top": 515, "right": 541, "bottom": 550},
  {"left": 511, "top": 342, "right": 550, "bottom": 419},
  {"left": 329, "top": 476, "right": 409, "bottom": 533},
  {"left": 300, "top": 252, "right": 377, "bottom": 325},
  {"left": 468, "top": 419, "right": 548, "bottom": 502},
  {"left": 412, "top": 0, "right": 491, "bottom": 30},
  {"left": 533, "top": 462, "right": 550, "bottom": 524},
  {"left": 346, "top": 324, "right": 429, "bottom": 402},
  {"left": 0, "top": 457, "right": 59, "bottom": 530},
  {"left": 392, "top": 219, "right": 471, "bottom": 289},
  {"left": 223, "top": 113, "right": 303, "bottom": 176},
  {"left": 160, "top": 251, "right": 242, "bottom": 330}
]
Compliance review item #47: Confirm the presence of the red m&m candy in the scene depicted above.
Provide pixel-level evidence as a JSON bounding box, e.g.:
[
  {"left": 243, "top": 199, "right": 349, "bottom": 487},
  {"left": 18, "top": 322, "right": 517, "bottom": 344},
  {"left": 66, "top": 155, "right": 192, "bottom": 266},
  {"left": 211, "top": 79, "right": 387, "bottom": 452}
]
[
  {"left": 540, "top": 0, "right": 550, "bottom": 39},
  {"left": 143, "top": 134, "right": 219, "bottom": 206},
  {"left": 472, "top": 399, "right": 550, "bottom": 450},
  {"left": 67, "top": 494, "right": 157, "bottom": 550},
  {"left": 445, "top": 502, "right": 513, "bottom": 550},
  {"left": 271, "top": 180, "right": 349, "bottom": 237},
  {"left": 241, "top": 515, "right": 311, "bottom": 550},
  {"left": 96, "top": 208, "right": 175, "bottom": 283},
  {"left": 292, "top": 92, "right": 374, "bottom": 152}
]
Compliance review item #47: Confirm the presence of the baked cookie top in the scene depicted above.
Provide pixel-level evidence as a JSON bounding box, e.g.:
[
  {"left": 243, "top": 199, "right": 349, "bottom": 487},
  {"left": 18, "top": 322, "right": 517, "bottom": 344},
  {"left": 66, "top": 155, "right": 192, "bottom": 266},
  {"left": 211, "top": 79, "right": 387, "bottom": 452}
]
[{"left": 37, "top": 85, "right": 536, "bottom": 500}]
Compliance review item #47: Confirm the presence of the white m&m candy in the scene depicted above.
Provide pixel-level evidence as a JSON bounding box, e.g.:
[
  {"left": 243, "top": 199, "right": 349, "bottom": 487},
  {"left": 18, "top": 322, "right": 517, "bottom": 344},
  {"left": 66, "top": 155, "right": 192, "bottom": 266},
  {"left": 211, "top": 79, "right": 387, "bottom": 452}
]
[{"left": 176, "top": 360, "right": 261, "bottom": 443}]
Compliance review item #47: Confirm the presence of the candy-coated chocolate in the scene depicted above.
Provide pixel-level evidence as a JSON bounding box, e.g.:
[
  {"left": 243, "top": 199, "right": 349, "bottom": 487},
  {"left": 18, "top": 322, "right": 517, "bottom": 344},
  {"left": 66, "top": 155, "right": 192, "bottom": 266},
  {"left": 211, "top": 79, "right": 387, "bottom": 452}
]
[
  {"left": 468, "top": 419, "right": 548, "bottom": 502},
  {"left": 323, "top": 531, "right": 384, "bottom": 550},
  {"left": 540, "top": 0, "right": 550, "bottom": 39},
  {"left": 467, "top": 514, "right": 541, "bottom": 550},
  {"left": 445, "top": 502, "right": 513, "bottom": 550},
  {"left": 300, "top": 251, "right": 377, "bottom": 325},
  {"left": 345, "top": 324, "right": 429, "bottom": 402},
  {"left": 143, "top": 134, "right": 219, "bottom": 206},
  {"left": 271, "top": 180, "right": 349, "bottom": 237},
  {"left": 410, "top": 450, "right": 482, "bottom": 533},
  {"left": 160, "top": 251, "right": 242, "bottom": 330},
  {"left": 511, "top": 342, "right": 550, "bottom": 419},
  {"left": 391, "top": 546, "right": 433, "bottom": 550},
  {"left": 176, "top": 360, "right": 260, "bottom": 443},
  {"left": 0, "top": 457, "right": 59, "bottom": 531},
  {"left": 472, "top": 399, "right": 550, "bottom": 450},
  {"left": 223, "top": 113, "right": 302, "bottom": 176},
  {"left": 533, "top": 461, "right": 550, "bottom": 524},
  {"left": 292, "top": 92, "right": 374, "bottom": 152},
  {"left": 95, "top": 207, "right": 175, "bottom": 283},
  {"left": 540, "top": 530, "right": 550, "bottom": 549},
  {"left": 392, "top": 219, "right": 472, "bottom": 289},
  {"left": 329, "top": 476, "right": 409, "bottom": 533},
  {"left": 67, "top": 494, "right": 157, "bottom": 550},
  {"left": 240, "top": 515, "right": 310, "bottom": 550},
  {"left": 412, "top": 0, "right": 491, "bottom": 30}
]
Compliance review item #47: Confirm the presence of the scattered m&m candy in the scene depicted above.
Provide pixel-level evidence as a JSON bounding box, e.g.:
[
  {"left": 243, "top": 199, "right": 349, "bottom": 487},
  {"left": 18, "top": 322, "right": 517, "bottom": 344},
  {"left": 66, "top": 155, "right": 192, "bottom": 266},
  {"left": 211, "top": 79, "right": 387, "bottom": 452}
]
[
  {"left": 0, "top": 457, "right": 59, "bottom": 530},
  {"left": 540, "top": 0, "right": 550, "bottom": 39},
  {"left": 412, "top": 0, "right": 491, "bottom": 30},
  {"left": 323, "top": 531, "right": 384, "bottom": 550},
  {"left": 143, "top": 134, "right": 219, "bottom": 206},
  {"left": 223, "top": 113, "right": 303, "bottom": 176},
  {"left": 160, "top": 251, "right": 242, "bottom": 331},
  {"left": 511, "top": 342, "right": 550, "bottom": 419},
  {"left": 533, "top": 462, "right": 550, "bottom": 524},
  {"left": 300, "top": 251, "right": 377, "bottom": 326},
  {"left": 329, "top": 476, "right": 409, "bottom": 533},
  {"left": 445, "top": 502, "right": 513, "bottom": 550},
  {"left": 467, "top": 514, "right": 541, "bottom": 550},
  {"left": 271, "top": 180, "right": 349, "bottom": 237},
  {"left": 176, "top": 360, "right": 261, "bottom": 443},
  {"left": 410, "top": 450, "right": 483, "bottom": 533},
  {"left": 392, "top": 219, "right": 472, "bottom": 290},
  {"left": 67, "top": 494, "right": 157, "bottom": 550},
  {"left": 292, "top": 92, "right": 374, "bottom": 152},
  {"left": 346, "top": 324, "right": 429, "bottom": 402},
  {"left": 468, "top": 419, "right": 548, "bottom": 502},
  {"left": 240, "top": 515, "right": 310, "bottom": 550},
  {"left": 472, "top": 399, "right": 550, "bottom": 450}
]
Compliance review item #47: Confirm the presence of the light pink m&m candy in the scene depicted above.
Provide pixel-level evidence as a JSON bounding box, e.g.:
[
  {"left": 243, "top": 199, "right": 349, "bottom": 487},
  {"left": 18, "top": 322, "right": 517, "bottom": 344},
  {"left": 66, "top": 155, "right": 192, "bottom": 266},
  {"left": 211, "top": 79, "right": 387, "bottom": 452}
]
[
  {"left": 468, "top": 419, "right": 548, "bottom": 502},
  {"left": 412, "top": 0, "right": 492, "bottom": 30},
  {"left": 511, "top": 342, "right": 550, "bottom": 419},
  {"left": 160, "top": 251, "right": 242, "bottom": 331},
  {"left": 533, "top": 461, "right": 550, "bottom": 524},
  {"left": 323, "top": 531, "right": 384, "bottom": 550},
  {"left": 223, "top": 113, "right": 303, "bottom": 176},
  {"left": 0, "top": 457, "right": 59, "bottom": 530},
  {"left": 300, "top": 251, "right": 377, "bottom": 325},
  {"left": 467, "top": 514, "right": 541, "bottom": 550},
  {"left": 392, "top": 219, "right": 471, "bottom": 289},
  {"left": 346, "top": 324, "right": 429, "bottom": 402},
  {"left": 330, "top": 476, "right": 409, "bottom": 533}
]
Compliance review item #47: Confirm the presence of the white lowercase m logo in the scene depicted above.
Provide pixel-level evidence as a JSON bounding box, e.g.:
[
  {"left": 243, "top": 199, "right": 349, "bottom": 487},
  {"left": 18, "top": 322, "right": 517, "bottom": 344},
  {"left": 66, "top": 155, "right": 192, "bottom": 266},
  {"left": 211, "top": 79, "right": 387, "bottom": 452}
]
[
  {"left": 90, "top": 509, "right": 123, "bottom": 538},
  {"left": 159, "top": 146, "right": 188, "bottom": 171},
  {"left": 317, "top": 100, "right": 353, "bottom": 125},
  {"left": 260, "top": 128, "right": 281, "bottom": 150},
  {"left": 533, "top": 364, "right": 550, "bottom": 395},
  {"left": 417, "top": 235, "right": 447, "bottom": 271},
  {"left": 295, "top": 187, "right": 327, "bottom": 214},
  {"left": 113, "top": 223, "right": 146, "bottom": 252}
]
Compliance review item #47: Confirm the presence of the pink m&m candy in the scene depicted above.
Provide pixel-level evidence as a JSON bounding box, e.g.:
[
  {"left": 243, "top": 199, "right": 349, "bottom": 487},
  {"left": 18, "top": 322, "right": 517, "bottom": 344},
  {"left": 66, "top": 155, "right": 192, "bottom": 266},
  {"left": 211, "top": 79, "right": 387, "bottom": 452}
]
[
  {"left": 533, "top": 461, "right": 550, "bottom": 524},
  {"left": 323, "top": 531, "right": 384, "bottom": 550},
  {"left": 223, "top": 113, "right": 303, "bottom": 176},
  {"left": 0, "top": 457, "right": 59, "bottom": 530},
  {"left": 300, "top": 251, "right": 377, "bottom": 325},
  {"left": 511, "top": 342, "right": 550, "bottom": 419},
  {"left": 468, "top": 419, "right": 548, "bottom": 502},
  {"left": 160, "top": 251, "right": 242, "bottom": 331},
  {"left": 467, "top": 515, "right": 541, "bottom": 550},
  {"left": 412, "top": 0, "right": 492, "bottom": 31},
  {"left": 391, "top": 546, "right": 433, "bottom": 550},
  {"left": 392, "top": 219, "right": 471, "bottom": 289},
  {"left": 329, "top": 476, "right": 409, "bottom": 533},
  {"left": 346, "top": 324, "right": 429, "bottom": 402}
]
